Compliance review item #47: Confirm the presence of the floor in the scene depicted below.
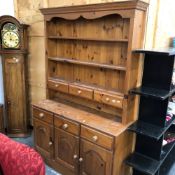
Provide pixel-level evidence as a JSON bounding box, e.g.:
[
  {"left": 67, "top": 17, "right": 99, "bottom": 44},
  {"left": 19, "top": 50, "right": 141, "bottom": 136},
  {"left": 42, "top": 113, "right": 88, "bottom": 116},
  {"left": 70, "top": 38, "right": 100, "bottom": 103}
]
[
  {"left": 13, "top": 133, "right": 61, "bottom": 175},
  {"left": 13, "top": 133, "right": 175, "bottom": 175}
]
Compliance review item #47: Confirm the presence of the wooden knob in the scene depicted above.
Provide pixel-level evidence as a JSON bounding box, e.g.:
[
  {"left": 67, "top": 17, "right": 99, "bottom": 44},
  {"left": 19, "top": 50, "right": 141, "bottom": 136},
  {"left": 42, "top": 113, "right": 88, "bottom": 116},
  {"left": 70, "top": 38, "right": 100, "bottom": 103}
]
[
  {"left": 15, "top": 59, "right": 19, "bottom": 63},
  {"left": 62, "top": 123, "right": 68, "bottom": 129},
  {"left": 78, "top": 90, "right": 82, "bottom": 94},
  {"left": 49, "top": 141, "right": 53, "bottom": 146},
  {"left": 39, "top": 113, "right": 44, "bottom": 118},
  {"left": 117, "top": 100, "right": 121, "bottom": 103},
  {"left": 55, "top": 84, "right": 59, "bottom": 87},
  {"left": 73, "top": 154, "right": 78, "bottom": 159},
  {"left": 92, "top": 135, "right": 98, "bottom": 142},
  {"left": 79, "top": 158, "right": 83, "bottom": 162},
  {"left": 106, "top": 97, "right": 110, "bottom": 102},
  {"left": 112, "top": 99, "right": 116, "bottom": 103}
]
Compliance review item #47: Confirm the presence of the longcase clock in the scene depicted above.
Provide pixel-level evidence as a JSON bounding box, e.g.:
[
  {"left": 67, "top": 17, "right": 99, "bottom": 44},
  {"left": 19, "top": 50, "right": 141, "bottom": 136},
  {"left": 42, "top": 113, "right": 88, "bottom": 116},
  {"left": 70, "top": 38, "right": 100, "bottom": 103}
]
[{"left": 0, "top": 15, "right": 30, "bottom": 137}]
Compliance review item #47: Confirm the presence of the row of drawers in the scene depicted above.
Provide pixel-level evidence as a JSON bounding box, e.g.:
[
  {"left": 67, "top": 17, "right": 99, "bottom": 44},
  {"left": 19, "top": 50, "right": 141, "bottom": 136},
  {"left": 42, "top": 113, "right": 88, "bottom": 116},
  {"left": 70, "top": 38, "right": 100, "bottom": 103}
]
[
  {"left": 48, "top": 79, "right": 123, "bottom": 109},
  {"left": 33, "top": 107, "right": 114, "bottom": 150}
]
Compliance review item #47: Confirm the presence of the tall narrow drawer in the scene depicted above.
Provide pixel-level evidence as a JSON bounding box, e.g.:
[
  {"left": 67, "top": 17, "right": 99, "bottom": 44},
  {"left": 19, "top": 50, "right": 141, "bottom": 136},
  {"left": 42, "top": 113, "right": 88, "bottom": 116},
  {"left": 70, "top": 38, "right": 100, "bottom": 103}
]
[
  {"left": 33, "top": 107, "right": 53, "bottom": 124},
  {"left": 81, "top": 125, "right": 114, "bottom": 150},
  {"left": 69, "top": 85, "right": 93, "bottom": 100},
  {"left": 94, "top": 90, "right": 124, "bottom": 109},
  {"left": 48, "top": 80, "right": 68, "bottom": 93},
  {"left": 54, "top": 115, "right": 80, "bottom": 136}
]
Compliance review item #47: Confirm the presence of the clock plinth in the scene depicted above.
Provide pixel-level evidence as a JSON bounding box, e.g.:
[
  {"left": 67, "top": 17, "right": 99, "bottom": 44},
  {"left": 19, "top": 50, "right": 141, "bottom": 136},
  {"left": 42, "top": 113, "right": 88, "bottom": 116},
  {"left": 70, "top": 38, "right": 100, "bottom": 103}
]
[{"left": 0, "top": 15, "right": 30, "bottom": 137}]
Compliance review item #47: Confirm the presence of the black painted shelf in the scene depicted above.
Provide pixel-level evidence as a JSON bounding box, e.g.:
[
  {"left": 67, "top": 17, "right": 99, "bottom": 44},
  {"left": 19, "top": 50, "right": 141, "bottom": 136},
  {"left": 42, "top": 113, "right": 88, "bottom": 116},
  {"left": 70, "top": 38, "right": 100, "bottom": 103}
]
[
  {"left": 125, "top": 142, "right": 175, "bottom": 175},
  {"left": 133, "top": 48, "right": 175, "bottom": 56},
  {"left": 125, "top": 153, "right": 160, "bottom": 175},
  {"left": 130, "top": 86, "right": 175, "bottom": 100},
  {"left": 128, "top": 119, "right": 175, "bottom": 140}
]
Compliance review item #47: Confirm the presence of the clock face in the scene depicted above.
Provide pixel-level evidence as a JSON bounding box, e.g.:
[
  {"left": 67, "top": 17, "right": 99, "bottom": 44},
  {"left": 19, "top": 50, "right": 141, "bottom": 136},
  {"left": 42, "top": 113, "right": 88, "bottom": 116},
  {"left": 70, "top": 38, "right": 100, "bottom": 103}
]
[
  {"left": 2, "top": 31, "right": 19, "bottom": 48},
  {"left": 1, "top": 23, "right": 20, "bottom": 49}
]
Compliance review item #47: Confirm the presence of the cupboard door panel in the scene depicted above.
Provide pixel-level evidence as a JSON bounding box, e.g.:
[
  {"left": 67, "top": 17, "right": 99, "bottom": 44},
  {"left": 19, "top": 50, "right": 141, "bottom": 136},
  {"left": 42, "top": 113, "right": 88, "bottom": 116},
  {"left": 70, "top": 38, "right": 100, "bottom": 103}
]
[
  {"left": 4, "top": 55, "right": 27, "bottom": 133},
  {"left": 55, "top": 128, "right": 79, "bottom": 173},
  {"left": 33, "top": 119, "right": 53, "bottom": 158},
  {"left": 80, "top": 139, "right": 113, "bottom": 175}
]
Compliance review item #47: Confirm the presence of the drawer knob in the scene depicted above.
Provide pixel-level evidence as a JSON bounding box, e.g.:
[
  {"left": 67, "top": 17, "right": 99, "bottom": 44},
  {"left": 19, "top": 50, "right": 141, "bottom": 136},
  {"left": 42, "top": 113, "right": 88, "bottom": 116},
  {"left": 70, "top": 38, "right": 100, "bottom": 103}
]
[
  {"left": 39, "top": 113, "right": 44, "bottom": 118},
  {"left": 49, "top": 141, "right": 53, "bottom": 146},
  {"left": 73, "top": 154, "right": 78, "bottom": 159},
  {"left": 92, "top": 135, "right": 98, "bottom": 142},
  {"left": 15, "top": 58, "right": 19, "bottom": 63},
  {"left": 112, "top": 99, "right": 116, "bottom": 103},
  {"left": 62, "top": 123, "right": 68, "bottom": 129},
  {"left": 79, "top": 158, "right": 83, "bottom": 162},
  {"left": 78, "top": 90, "right": 82, "bottom": 94},
  {"left": 106, "top": 97, "right": 110, "bottom": 102},
  {"left": 117, "top": 100, "right": 121, "bottom": 103},
  {"left": 55, "top": 84, "right": 59, "bottom": 87}
]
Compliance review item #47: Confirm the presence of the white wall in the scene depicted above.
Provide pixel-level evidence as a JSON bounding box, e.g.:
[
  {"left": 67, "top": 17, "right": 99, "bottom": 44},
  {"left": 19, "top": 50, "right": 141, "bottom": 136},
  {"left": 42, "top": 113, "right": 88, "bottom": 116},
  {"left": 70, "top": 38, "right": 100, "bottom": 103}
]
[
  {"left": 0, "top": 0, "right": 14, "bottom": 16},
  {"left": 0, "top": 0, "right": 14, "bottom": 103}
]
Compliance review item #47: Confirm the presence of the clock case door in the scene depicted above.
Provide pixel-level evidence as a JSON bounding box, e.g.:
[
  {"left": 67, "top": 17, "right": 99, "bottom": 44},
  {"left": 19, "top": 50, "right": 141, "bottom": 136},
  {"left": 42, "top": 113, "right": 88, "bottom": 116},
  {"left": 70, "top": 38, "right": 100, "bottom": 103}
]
[{"left": 0, "top": 15, "right": 29, "bottom": 137}]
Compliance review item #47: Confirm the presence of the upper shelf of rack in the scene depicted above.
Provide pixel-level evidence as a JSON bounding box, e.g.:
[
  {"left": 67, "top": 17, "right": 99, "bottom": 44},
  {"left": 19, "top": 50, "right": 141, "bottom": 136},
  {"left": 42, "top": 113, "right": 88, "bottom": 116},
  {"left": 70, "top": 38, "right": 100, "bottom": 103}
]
[
  {"left": 130, "top": 86, "right": 175, "bottom": 100},
  {"left": 133, "top": 48, "right": 175, "bottom": 56}
]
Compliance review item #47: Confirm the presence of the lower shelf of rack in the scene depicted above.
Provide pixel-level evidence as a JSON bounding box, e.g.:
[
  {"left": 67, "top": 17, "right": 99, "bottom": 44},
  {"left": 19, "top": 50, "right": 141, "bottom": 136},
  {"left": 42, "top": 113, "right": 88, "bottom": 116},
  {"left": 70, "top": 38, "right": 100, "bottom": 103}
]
[
  {"left": 159, "top": 145, "right": 175, "bottom": 175},
  {"left": 125, "top": 142, "right": 175, "bottom": 175}
]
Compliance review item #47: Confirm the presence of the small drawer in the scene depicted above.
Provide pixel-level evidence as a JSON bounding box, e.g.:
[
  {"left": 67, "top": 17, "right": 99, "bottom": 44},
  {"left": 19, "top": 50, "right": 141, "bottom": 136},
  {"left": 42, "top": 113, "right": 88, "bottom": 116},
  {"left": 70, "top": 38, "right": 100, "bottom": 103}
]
[
  {"left": 48, "top": 80, "right": 68, "bottom": 93},
  {"left": 81, "top": 125, "right": 114, "bottom": 150},
  {"left": 33, "top": 107, "right": 53, "bottom": 124},
  {"left": 69, "top": 84, "right": 93, "bottom": 100},
  {"left": 94, "top": 90, "right": 123, "bottom": 109},
  {"left": 54, "top": 115, "right": 80, "bottom": 136}
]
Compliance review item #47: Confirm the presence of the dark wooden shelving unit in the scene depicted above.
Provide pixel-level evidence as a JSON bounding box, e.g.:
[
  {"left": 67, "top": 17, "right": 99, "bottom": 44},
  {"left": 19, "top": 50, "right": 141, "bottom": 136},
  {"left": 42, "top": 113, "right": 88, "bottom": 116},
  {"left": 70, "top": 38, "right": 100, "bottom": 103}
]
[{"left": 126, "top": 48, "right": 175, "bottom": 175}]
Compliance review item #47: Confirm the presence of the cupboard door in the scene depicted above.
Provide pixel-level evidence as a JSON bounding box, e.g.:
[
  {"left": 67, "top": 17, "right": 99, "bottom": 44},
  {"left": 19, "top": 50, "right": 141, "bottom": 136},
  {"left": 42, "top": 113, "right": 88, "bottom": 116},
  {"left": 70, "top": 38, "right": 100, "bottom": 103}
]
[
  {"left": 33, "top": 119, "right": 53, "bottom": 158},
  {"left": 55, "top": 128, "right": 79, "bottom": 173},
  {"left": 80, "top": 139, "right": 113, "bottom": 175},
  {"left": 3, "top": 55, "right": 27, "bottom": 134}
]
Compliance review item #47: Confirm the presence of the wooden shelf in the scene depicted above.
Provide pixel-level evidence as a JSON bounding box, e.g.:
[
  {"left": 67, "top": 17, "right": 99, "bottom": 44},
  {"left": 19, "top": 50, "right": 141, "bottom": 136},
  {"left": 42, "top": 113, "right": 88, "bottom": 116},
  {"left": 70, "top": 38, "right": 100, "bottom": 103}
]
[
  {"left": 47, "top": 35, "right": 129, "bottom": 43},
  {"left": 48, "top": 57, "right": 126, "bottom": 71}
]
